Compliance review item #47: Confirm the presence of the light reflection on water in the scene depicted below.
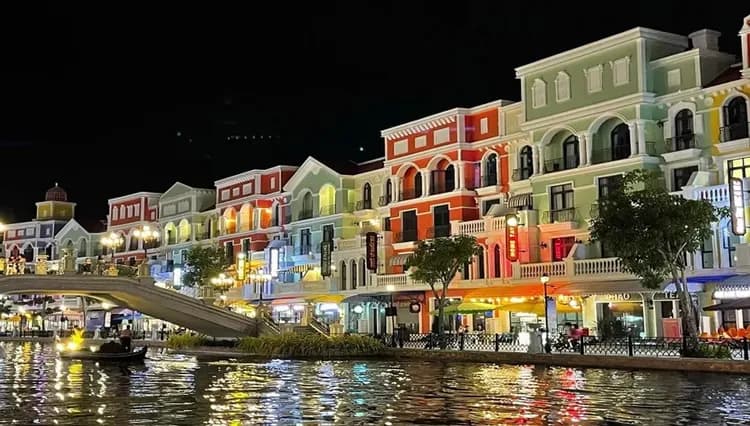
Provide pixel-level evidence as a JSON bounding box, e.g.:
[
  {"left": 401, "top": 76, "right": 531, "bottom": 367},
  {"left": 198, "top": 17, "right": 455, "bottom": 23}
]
[{"left": 0, "top": 342, "right": 749, "bottom": 425}]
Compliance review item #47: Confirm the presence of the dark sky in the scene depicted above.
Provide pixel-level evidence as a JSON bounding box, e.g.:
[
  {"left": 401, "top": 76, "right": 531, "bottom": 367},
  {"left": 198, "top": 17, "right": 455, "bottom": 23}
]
[{"left": 1, "top": 2, "right": 748, "bottom": 228}]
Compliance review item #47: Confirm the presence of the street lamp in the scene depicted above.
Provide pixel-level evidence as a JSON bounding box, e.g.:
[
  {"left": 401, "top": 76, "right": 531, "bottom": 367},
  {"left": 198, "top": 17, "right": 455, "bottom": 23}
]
[
  {"left": 540, "top": 272, "right": 551, "bottom": 353},
  {"left": 133, "top": 225, "right": 160, "bottom": 259},
  {"left": 211, "top": 273, "right": 234, "bottom": 302},
  {"left": 386, "top": 284, "right": 397, "bottom": 346},
  {"left": 101, "top": 232, "right": 124, "bottom": 266}
]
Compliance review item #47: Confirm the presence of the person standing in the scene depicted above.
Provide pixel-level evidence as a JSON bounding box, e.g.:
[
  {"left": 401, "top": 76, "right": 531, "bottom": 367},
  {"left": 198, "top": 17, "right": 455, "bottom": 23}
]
[{"left": 119, "top": 326, "right": 132, "bottom": 352}]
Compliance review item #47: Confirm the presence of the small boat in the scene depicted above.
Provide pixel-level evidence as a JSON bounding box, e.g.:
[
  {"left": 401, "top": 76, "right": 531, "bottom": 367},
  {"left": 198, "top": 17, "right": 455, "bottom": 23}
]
[{"left": 58, "top": 346, "right": 148, "bottom": 362}]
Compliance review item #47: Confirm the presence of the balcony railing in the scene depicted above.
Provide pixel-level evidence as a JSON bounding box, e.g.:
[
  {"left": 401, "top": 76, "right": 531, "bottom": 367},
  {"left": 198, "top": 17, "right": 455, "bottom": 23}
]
[
  {"left": 542, "top": 207, "right": 577, "bottom": 224},
  {"left": 372, "top": 273, "right": 425, "bottom": 288},
  {"left": 720, "top": 122, "right": 750, "bottom": 142},
  {"left": 693, "top": 183, "right": 729, "bottom": 204},
  {"left": 319, "top": 204, "right": 336, "bottom": 216},
  {"left": 297, "top": 244, "right": 312, "bottom": 255},
  {"left": 591, "top": 147, "right": 631, "bottom": 164},
  {"left": 298, "top": 209, "right": 314, "bottom": 221},
  {"left": 378, "top": 195, "right": 391, "bottom": 207},
  {"left": 512, "top": 168, "right": 532, "bottom": 181},
  {"left": 453, "top": 217, "right": 505, "bottom": 236},
  {"left": 513, "top": 257, "right": 633, "bottom": 281},
  {"left": 394, "top": 229, "right": 418, "bottom": 243},
  {"left": 426, "top": 225, "right": 451, "bottom": 239},
  {"left": 399, "top": 189, "right": 419, "bottom": 201},
  {"left": 665, "top": 133, "right": 696, "bottom": 152},
  {"left": 356, "top": 199, "right": 373, "bottom": 210},
  {"left": 543, "top": 158, "right": 564, "bottom": 173},
  {"left": 430, "top": 183, "right": 452, "bottom": 195}
]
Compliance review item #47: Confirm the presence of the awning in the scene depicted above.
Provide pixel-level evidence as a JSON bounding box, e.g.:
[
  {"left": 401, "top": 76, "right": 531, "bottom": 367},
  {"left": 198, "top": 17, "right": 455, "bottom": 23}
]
[
  {"left": 507, "top": 192, "right": 533, "bottom": 209},
  {"left": 704, "top": 298, "right": 750, "bottom": 311},
  {"left": 341, "top": 294, "right": 387, "bottom": 304},
  {"left": 270, "top": 298, "right": 305, "bottom": 306},
  {"left": 486, "top": 204, "right": 516, "bottom": 217},
  {"left": 662, "top": 282, "right": 704, "bottom": 293},
  {"left": 390, "top": 253, "right": 412, "bottom": 266},
  {"left": 716, "top": 274, "right": 750, "bottom": 289},
  {"left": 306, "top": 294, "right": 345, "bottom": 304},
  {"left": 290, "top": 263, "right": 317, "bottom": 273}
]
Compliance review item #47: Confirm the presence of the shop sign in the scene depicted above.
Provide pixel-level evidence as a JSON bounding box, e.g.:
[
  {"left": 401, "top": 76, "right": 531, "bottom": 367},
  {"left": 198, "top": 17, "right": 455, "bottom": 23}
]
[
  {"left": 506, "top": 222, "right": 518, "bottom": 262},
  {"left": 653, "top": 292, "right": 679, "bottom": 300},
  {"left": 714, "top": 289, "right": 750, "bottom": 299},
  {"left": 604, "top": 293, "right": 631, "bottom": 301},
  {"left": 730, "top": 177, "right": 746, "bottom": 236},
  {"left": 366, "top": 232, "right": 378, "bottom": 272},
  {"left": 320, "top": 241, "right": 332, "bottom": 277}
]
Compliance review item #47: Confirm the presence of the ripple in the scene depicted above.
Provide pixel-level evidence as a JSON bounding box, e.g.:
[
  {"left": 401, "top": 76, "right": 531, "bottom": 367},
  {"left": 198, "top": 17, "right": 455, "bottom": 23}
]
[{"left": 0, "top": 342, "right": 749, "bottom": 425}]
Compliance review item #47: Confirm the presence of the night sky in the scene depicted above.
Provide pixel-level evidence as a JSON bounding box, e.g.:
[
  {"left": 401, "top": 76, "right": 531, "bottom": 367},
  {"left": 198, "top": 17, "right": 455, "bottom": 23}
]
[{"left": 1, "top": 2, "right": 748, "bottom": 229}]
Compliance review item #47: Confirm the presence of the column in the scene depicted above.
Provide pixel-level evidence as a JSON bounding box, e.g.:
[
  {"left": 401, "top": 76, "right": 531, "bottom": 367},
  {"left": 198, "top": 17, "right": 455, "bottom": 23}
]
[
  {"left": 422, "top": 170, "right": 429, "bottom": 196},
  {"left": 711, "top": 223, "right": 721, "bottom": 269},
  {"left": 628, "top": 122, "right": 637, "bottom": 157},
  {"left": 535, "top": 144, "right": 544, "bottom": 175},
  {"left": 580, "top": 132, "right": 591, "bottom": 166},
  {"left": 456, "top": 162, "right": 464, "bottom": 190},
  {"left": 636, "top": 119, "right": 648, "bottom": 155}
]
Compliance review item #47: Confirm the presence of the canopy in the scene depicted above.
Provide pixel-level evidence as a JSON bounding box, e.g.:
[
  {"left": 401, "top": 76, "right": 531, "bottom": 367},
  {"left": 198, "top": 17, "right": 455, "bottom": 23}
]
[
  {"left": 390, "top": 253, "right": 412, "bottom": 266},
  {"left": 433, "top": 302, "right": 497, "bottom": 315},
  {"left": 341, "top": 294, "right": 385, "bottom": 305},
  {"left": 704, "top": 297, "right": 750, "bottom": 311},
  {"left": 306, "top": 294, "right": 345, "bottom": 304}
]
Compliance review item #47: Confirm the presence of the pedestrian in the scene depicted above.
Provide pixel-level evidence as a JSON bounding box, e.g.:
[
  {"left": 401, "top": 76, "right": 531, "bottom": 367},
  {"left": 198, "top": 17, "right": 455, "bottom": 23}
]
[{"left": 119, "top": 325, "right": 132, "bottom": 352}]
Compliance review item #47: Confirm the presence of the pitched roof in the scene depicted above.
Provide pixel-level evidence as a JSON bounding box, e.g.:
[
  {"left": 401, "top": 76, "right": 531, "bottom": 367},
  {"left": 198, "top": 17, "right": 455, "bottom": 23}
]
[{"left": 706, "top": 63, "right": 742, "bottom": 87}]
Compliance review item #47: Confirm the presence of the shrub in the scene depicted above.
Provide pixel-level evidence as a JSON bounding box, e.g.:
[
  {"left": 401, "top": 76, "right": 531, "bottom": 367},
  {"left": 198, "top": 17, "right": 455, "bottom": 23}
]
[
  {"left": 683, "top": 341, "right": 733, "bottom": 359},
  {"left": 167, "top": 334, "right": 210, "bottom": 349},
  {"left": 238, "top": 333, "right": 384, "bottom": 358}
]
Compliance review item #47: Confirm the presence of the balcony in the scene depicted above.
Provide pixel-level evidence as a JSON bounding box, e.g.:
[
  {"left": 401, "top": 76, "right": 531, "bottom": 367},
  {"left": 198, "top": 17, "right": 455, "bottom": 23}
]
[
  {"left": 297, "top": 244, "right": 312, "bottom": 255},
  {"left": 453, "top": 217, "right": 505, "bottom": 236},
  {"left": 665, "top": 133, "right": 696, "bottom": 152},
  {"left": 378, "top": 195, "right": 391, "bottom": 207},
  {"left": 481, "top": 174, "right": 498, "bottom": 187},
  {"left": 356, "top": 199, "right": 373, "bottom": 210},
  {"left": 426, "top": 225, "right": 451, "bottom": 239},
  {"left": 541, "top": 207, "right": 577, "bottom": 224},
  {"left": 298, "top": 209, "right": 314, "bottom": 221},
  {"left": 720, "top": 122, "right": 749, "bottom": 143},
  {"left": 512, "top": 168, "right": 532, "bottom": 182},
  {"left": 543, "top": 158, "right": 564, "bottom": 173},
  {"left": 399, "top": 189, "right": 419, "bottom": 201},
  {"left": 429, "top": 182, "right": 452, "bottom": 196},
  {"left": 691, "top": 183, "right": 729, "bottom": 205},
  {"left": 512, "top": 257, "right": 633, "bottom": 281},
  {"left": 591, "top": 147, "right": 631, "bottom": 164},
  {"left": 394, "top": 229, "right": 418, "bottom": 243}
]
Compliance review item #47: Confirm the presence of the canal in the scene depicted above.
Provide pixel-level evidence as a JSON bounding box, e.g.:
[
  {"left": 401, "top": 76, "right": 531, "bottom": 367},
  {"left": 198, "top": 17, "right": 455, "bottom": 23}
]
[{"left": 0, "top": 342, "right": 749, "bottom": 425}]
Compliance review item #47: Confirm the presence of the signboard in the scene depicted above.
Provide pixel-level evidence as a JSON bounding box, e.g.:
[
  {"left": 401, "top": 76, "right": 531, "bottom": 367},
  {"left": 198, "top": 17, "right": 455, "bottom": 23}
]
[
  {"left": 366, "top": 232, "right": 378, "bottom": 271},
  {"left": 320, "top": 241, "right": 332, "bottom": 277},
  {"left": 604, "top": 293, "right": 632, "bottom": 301},
  {"left": 270, "top": 248, "right": 279, "bottom": 278},
  {"left": 730, "top": 177, "right": 746, "bottom": 236},
  {"left": 506, "top": 222, "right": 518, "bottom": 262}
]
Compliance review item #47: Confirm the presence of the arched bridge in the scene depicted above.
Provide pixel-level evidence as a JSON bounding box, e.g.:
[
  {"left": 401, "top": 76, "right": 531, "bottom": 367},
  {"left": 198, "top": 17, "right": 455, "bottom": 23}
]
[{"left": 0, "top": 275, "right": 277, "bottom": 338}]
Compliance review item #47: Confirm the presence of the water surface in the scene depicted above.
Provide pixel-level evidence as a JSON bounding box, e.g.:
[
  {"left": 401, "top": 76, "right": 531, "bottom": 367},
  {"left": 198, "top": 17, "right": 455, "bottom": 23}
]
[{"left": 0, "top": 342, "right": 748, "bottom": 425}]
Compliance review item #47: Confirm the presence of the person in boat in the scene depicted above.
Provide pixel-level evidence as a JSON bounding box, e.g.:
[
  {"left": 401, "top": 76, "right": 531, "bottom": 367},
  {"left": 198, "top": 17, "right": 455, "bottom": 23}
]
[
  {"left": 99, "top": 340, "right": 125, "bottom": 353},
  {"left": 119, "top": 326, "right": 132, "bottom": 352}
]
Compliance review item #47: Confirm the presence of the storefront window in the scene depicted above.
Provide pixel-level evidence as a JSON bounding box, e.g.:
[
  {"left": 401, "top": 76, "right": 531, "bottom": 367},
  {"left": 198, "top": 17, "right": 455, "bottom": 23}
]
[{"left": 598, "top": 302, "right": 644, "bottom": 338}]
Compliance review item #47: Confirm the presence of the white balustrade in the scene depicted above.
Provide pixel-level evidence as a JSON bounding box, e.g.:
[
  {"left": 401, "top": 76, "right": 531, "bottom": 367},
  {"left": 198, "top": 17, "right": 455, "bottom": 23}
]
[
  {"left": 693, "top": 184, "right": 729, "bottom": 204},
  {"left": 488, "top": 217, "right": 505, "bottom": 232},
  {"left": 337, "top": 237, "right": 362, "bottom": 251},
  {"left": 519, "top": 262, "right": 566, "bottom": 279},
  {"left": 456, "top": 219, "right": 485, "bottom": 235},
  {"left": 573, "top": 257, "right": 626, "bottom": 276}
]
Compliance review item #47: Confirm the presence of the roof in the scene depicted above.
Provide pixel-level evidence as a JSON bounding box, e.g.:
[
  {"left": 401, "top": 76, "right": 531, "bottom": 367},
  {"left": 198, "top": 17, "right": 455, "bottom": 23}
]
[
  {"left": 326, "top": 157, "right": 385, "bottom": 175},
  {"left": 706, "top": 63, "right": 743, "bottom": 87}
]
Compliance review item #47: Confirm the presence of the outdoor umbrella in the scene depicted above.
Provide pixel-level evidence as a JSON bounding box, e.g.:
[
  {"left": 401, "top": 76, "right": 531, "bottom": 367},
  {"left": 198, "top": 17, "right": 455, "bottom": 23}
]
[{"left": 432, "top": 301, "right": 497, "bottom": 315}]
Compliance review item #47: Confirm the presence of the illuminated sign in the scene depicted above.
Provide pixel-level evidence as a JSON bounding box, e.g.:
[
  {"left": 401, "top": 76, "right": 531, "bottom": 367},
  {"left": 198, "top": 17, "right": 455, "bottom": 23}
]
[
  {"left": 236, "top": 254, "right": 246, "bottom": 281},
  {"left": 730, "top": 177, "right": 746, "bottom": 236},
  {"left": 506, "top": 222, "right": 518, "bottom": 262},
  {"left": 366, "top": 232, "right": 378, "bottom": 272},
  {"left": 320, "top": 241, "right": 332, "bottom": 277},
  {"left": 270, "top": 248, "right": 279, "bottom": 278}
]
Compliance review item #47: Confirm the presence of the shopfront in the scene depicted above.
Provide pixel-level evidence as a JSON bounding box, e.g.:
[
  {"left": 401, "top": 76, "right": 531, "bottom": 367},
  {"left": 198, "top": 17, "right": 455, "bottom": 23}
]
[{"left": 589, "top": 293, "right": 646, "bottom": 338}]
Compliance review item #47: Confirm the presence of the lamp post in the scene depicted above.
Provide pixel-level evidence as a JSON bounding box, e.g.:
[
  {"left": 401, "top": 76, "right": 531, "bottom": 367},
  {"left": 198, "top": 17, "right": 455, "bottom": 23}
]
[
  {"left": 386, "top": 284, "right": 396, "bottom": 345},
  {"left": 101, "top": 232, "right": 124, "bottom": 273},
  {"left": 211, "top": 273, "right": 234, "bottom": 305},
  {"left": 133, "top": 225, "right": 160, "bottom": 260},
  {"left": 541, "top": 272, "right": 551, "bottom": 353}
]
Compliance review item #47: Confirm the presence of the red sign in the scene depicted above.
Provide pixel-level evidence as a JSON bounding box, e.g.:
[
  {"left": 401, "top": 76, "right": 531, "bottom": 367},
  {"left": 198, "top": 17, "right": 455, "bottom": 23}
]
[
  {"left": 365, "top": 232, "right": 378, "bottom": 271},
  {"left": 506, "top": 223, "right": 518, "bottom": 262}
]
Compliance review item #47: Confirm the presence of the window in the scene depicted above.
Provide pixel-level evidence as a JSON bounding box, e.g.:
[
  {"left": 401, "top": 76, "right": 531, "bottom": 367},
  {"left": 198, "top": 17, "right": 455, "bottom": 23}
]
[
  {"left": 723, "top": 222, "right": 739, "bottom": 267},
  {"left": 549, "top": 184, "right": 574, "bottom": 223},
  {"left": 393, "top": 139, "right": 408, "bottom": 155},
  {"left": 414, "top": 172, "right": 423, "bottom": 198},
  {"left": 300, "top": 192, "right": 313, "bottom": 219},
  {"left": 673, "top": 166, "right": 698, "bottom": 191},
  {"left": 340, "top": 261, "right": 347, "bottom": 290},
  {"left": 552, "top": 237, "right": 575, "bottom": 261},
  {"left": 415, "top": 135, "right": 427, "bottom": 148},
  {"left": 322, "top": 225, "right": 334, "bottom": 242},
  {"left": 224, "top": 242, "right": 234, "bottom": 261},
  {"left": 402, "top": 211, "right": 417, "bottom": 242},
  {"left": 112, "top": 207, "right": 119, "bottom": 221},
  {"left": 611, "top": 123, "right": 631, "bottom": 160},
  {"left": 667, "top": 69, "right": 681, "bottom": 88},
  {"left": 433, "top": 205, "right": 450, "bottom": 238},
  {"left": 611, "top": 57, "right": 630, "bottom": 86},
  {"left": 271, "top": 177, "right": 276, "bottom": 189},
  {"left": 126, "top": 205, "right": 133, "bottom": 217},
  {"left": 518, "top": 146, "right": 534, "bottom": 180},
  {"left": 476, "top": 246, "right": 485, "bottom": 279},
  {"left": 597, "top": 175, "right": 622, "bottom": 199},
  {"left": 493, "top": 245, "right": 501, "bottom": 278},
  {"left": 434, "top": 128, "right": 451, "bottom": 145},
  {"left": 722, "top": 97, "right": 749, "bottom": 141},
  {"left": 480, "top": 117, "right": 489, "bottom": 134},
  {"left": 728, "top": 157, "right": 750, "bottom": 179},
  {"left": 701, "top": 236, "right": 713, "bottom": 269},
  {"left": 484, "top": 153, "right": 498, "bottom": 186},
  {"left": 232, "top": 187, "right": 240, "bottom": 197},
  {"left": 531, "top": 78, "right": 547, "bottom": 108},
  {"left": 585, "top": 65, "right": 603, "bottom": 93},
  {"left": 134, "top": 204, "right": 140, "bottom": 218},
  {"left": 445, "top": 165, "right": 455, "bottom": 192},
  {"left": 241, "top": 238, "right": 250, "bottom": 255},
  {"left": 673, "top": 109, "right": 694, "bottom": 150},
  {"left": 385, "top": 179, "right": 392, "bottom": 203},
  {"left": 119, "top": 205, "right": 125, "bottom": 219},
  {"left": 362, "top": 183, "right": 372, "bottom": 209},
  {"left": 221, "top": 189, "right": 230, "bottom": 201},
  {"left": 299, "top": 229, "right": 311, "bottom": 254},
  {"left": 555, "top": 71, "right": 570, "bottom": 102},
  {"left": 562, "top": 135, "right": 580, "bottom": 170},
  {"left": 483, "top": 199, "right": 500, "bottom": 215},
  {"left": 242, "top": 183, "right": 252, "bottom": 195}
]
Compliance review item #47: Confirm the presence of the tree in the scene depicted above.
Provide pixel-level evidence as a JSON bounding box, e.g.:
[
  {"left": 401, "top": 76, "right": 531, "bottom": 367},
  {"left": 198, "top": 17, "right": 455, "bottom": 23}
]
[
  {"left": 182, "top": 245, "right": 231, "bottom": 288},
  {"left": 590, "top": 170, "right": 727, "bottom": 338},
  {"left": 405, "top": 234, "right": 480, "bottom": 340}
]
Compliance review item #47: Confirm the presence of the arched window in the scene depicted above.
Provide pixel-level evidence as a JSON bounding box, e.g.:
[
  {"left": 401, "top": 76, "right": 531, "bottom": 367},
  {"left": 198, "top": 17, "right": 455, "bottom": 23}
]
[
  {"left": 164, "top": 222, "right": 177, "bottom": 245},
  {"left": 674, "top": 109, "right": 694, "bottom": 151},
  {"left": 129, "top": 234, "right": 139, "bottom": 251},
  {"left": 359, "top": 258, "right": 367, "bottom": 287},
  {"left": 414, "top": 172, "right": 423, "bottom": 198},
  {"left": 340, "top": 261, "right": 347, "bottom": 290},
  {"left": 301, "top": 192, "right": 313, "bottom": 219},
  {"left": 562, "top": 135, "right": 580, "bottom": 169},
  {"left": 519, "top": 146, "right": 533, "bottom": 180},
  {"left": 272, "top": 203, "right": 280, "bottom": 227},
  {"left": 79, "top": 239, "right": 87, "bottom": 257},
  {"left": 385, "top": 180, "right": 392, "bottom": 204},
  {"left": 476, "top": 246, "right": 485, "bottom": 279},
  {"left": 222, "top": 209, "right": 236, "bottom": 234},
  {"left": 178, "top": 219, "right": 191, "bottom": 242},
  {"left": 350, "top": 259, "right": 358, "bottom": 289},
  {"left": 46, "top": 244, "right": 54, "bottom": 259},
  {"left": 362, "top": 183, "right": 372, "bottom": 209},
  {"left": 485, "top": 154, "right": 498, "bottom": 186},
  {"left": 723, "top": 97, "right": 749, "bottom": 141},
  {"left": 611, "top": 123, "right": 630, "bottom": 160},
  {"left": 23, "top": 245, "right": 34, "bottom": 262},
  {"left": 493, "top": 244, "right": 501, "bottom": 278},
  {"left": 445, "top": 165, "right": 455, "bottom": 192},
  {"left": 319, "top": 184, "right": 336, "bottom": 215}
]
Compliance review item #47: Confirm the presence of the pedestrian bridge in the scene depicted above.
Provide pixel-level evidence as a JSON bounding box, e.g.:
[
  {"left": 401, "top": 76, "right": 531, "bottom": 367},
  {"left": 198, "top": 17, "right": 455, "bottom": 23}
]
[{"left": 0, "top": 275, "right": 276, "bottom": 338}]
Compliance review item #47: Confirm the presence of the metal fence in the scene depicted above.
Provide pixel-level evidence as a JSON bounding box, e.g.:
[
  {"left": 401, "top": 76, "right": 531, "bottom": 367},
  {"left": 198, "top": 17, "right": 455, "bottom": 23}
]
[{"left": 385, "top": 332, "right": 750, "bottom": 361}]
